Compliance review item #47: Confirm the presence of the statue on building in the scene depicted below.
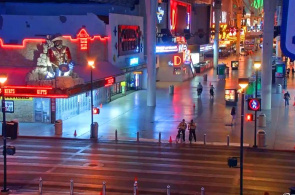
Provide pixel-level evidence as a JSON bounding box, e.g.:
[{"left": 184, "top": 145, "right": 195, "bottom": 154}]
[{"left": 48, "top": 39, "right": 74, "bottom": 77}]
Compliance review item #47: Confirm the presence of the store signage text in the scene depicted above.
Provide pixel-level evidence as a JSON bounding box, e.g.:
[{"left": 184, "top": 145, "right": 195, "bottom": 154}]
[
  {"left": 200, "top": 44, "right": 213, "bottom": 52},
  {"left": 156, "top": 45, "right": 178, "bottom": 53},
  {"left": 0, "top": 86, "right": 68, "bottom": 98},
  {"left": 130, "top": 57, "right": 139, "bottom": 66}
]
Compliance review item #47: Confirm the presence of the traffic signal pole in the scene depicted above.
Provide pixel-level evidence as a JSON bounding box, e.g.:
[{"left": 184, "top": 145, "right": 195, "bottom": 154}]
[{"left": 253, "top": 70, "right": 258, "bottom": 148}]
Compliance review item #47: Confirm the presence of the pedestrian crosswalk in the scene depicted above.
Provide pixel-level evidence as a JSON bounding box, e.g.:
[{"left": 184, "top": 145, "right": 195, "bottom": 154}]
[{"left": 2, "top": 138, "right": 294, "bottom": 194}]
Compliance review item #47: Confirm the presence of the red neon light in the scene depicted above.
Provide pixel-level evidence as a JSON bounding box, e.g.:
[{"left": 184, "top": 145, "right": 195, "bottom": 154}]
[
  {"left": 105, "top": 77, "right": 115, "bottom": 87},
  {"left": 5, "top": 86, "right": 53, "bottom": 90},
  {"left": 4, "top": 94, "right": 68, "bottom": 98},
  {"left": 0, "top": 28, "right": 108, "bottom": 50},
  {"left": 170, "top": 0, "right": 191, "bottom": 32},
  {"left": 173, "top": 56, "right": 182, "bottom": 66},
  {"left": 0, "top": 38, "right": 46, "bottom": 49}
]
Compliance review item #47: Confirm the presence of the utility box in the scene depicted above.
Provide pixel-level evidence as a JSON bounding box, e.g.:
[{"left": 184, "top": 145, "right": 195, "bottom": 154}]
[{"left": 90, "top": 122, "right": 98, "bottom": 139}]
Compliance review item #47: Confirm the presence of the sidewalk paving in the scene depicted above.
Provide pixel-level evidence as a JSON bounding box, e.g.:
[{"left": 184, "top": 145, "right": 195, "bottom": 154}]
[{"left": 5, "top": 51, "right": 295, "bottom": 150}]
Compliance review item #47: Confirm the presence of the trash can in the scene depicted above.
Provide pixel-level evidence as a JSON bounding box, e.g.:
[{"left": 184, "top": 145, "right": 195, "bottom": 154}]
[
  {"left": 258, "top": 114, "right": 266, "bottom": 127},
  {"left": 12, "top": 119, "right": 19, "bottom": 135},
  {"left": 257, "top": 130, "right": 266, "bottom": 147},
  {"left": 6, "top": 121, "right": 18, "bottom": 140},
  {"left": 276, "top": 84, "right": 282, "bottom": 94},
  {"left": 54, "top": 119, "right": 62, "bottom": 135},
  {"left": 169, "top": 85, "right": 174, "bottom": 95},
  {"left": 203, "top": 74, "right": 207, "bottom": 81},
  {"left": 90, "top": 122, "right": 98, "bottom": 138}
]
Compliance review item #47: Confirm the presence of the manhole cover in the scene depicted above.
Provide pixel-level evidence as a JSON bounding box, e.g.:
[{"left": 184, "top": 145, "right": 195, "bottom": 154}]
[{"left": 83, "top": 163, "right": 104, "bottom": 167}]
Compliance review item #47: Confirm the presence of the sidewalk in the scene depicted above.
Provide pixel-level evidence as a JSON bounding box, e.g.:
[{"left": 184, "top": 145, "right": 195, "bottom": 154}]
[{"left": 5, "top": 51, "right": 295, "bottom": 150}]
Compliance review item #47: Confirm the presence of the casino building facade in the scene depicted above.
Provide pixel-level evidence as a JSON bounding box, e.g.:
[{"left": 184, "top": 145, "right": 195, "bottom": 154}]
[{"left": 0, "top": 6, "right": 147, "bottom": 123}]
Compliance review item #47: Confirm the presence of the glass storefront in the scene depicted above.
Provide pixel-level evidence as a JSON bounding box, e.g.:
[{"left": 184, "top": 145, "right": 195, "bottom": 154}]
[{"left": 34, "top": 98, "right": 51, "bottom": 123}]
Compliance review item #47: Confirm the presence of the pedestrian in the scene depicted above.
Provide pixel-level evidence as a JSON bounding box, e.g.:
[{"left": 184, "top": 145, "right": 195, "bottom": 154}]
[
  {"left": 210, "top": 85, "right": 215, "bottom": 98},
  {"left": 230, "top": 107, "right": 236, "bottom": 125},
  {"left": 177, "top": 119, "right": 187, "bottom": 142},
  {"left": 197, "top": 82, "right": 203, "bottom": 97},
  {"left": 284, "top": 91, "right": 291, "bottom": 106},
  {"left": 188, "top": 119, "right": 197, "bottom": 142}
]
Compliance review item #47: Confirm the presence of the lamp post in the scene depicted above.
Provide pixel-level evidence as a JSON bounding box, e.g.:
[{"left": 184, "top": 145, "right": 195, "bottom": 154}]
[
  {"left": 88, "top": 60, "right": 95, "bottom": 138},
  {"left": 253, "top": 61, "right": 261, "bottom": 148},
  {"left": 0, "top": 74, "right": 8, "bottom": 193},
  {"left": 238, "top": 78, "right": 248, "bottom": 195}
]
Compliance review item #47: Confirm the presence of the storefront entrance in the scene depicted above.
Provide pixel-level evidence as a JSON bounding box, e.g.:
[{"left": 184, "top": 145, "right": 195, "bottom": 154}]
[{"left": 34, "top": 98, "right": 51, "bottom": 123}]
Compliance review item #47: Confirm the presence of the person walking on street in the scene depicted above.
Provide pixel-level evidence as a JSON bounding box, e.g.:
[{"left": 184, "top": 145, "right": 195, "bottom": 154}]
[
  {"left": 230, "top": 107, "right": 236, "bottom": 125},
  {"left": 210, "top": 85, "right": 215, "bottom": 98},
  {"left": 284, "top": 91, "right": 291, "bottom": 106},
  {"left": 197, "top": 82, "right": 203, "bottom": 97},
  {"left": 177, "top": 119, "right": 187, "bottom": 142},
  {"left": 188, "top": 119, "right": 197, "bottom": 142}
]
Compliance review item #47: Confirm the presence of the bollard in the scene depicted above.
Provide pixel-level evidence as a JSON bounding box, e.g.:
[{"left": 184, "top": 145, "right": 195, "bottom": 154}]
[
  {"left": 203, "top": 134, "right": 206, "bottom": 145},
  {"left": 38, "top": 177, "right": 43, "bottom": 195},
  {"left": 167, "top": 185, "right": 170, "bottom": 195},
  {"left": 137, "top": 132, "right": 139, "bottom": 142},
  {"left": 227, "top": 135, "right": 230, "bottom": 146},
  {"left": 133, "top": 181, "right": 138, "bottom": 195},
  {"left": 70, "top": 179, "right": 74, "bottom": 195},
  {"left": 159, "top": 132, "right": 161, "bottom": 143},
  {"left": 201, "top": 187, "right": 205, "bottom": 195},
  {"left": 115, "top": 129, "right": 118, "bottom": 142},
  {"left": 102, "top": 181, "right": 106, "bottom": 195}
]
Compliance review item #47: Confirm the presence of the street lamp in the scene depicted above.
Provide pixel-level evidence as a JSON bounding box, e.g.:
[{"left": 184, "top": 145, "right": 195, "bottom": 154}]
[
  {"left": 253, "top": 61, "right": 261, "bottom": 148},
  {"left": 0, "top": 73, "right": 8, "bottom": 193},
  {"left": 88, "top": 60, "right": 95, "bottom": 138},
  {"left": 238, "top": 78, "right": 248, "bottom": 195}
]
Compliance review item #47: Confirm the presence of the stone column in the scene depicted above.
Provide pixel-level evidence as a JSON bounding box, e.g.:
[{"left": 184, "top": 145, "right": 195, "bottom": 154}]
[
  {"left": 213, "top": 0, "right": 222, "bottom": 68},
  {"left": 145, "top": 0, "right": 157, "bottom": 107},
  {"left": 276, "top": 5, "right": 282, "bottom": 58},
  {"left": 262, "top": 0, "right": 277, "bottom": 110}
]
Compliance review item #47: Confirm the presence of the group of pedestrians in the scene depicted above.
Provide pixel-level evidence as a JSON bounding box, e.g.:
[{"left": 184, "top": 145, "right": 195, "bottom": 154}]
[
  {"left": 197, "top": 82, "right": 215, "bottom": 98},
  {"left": 177, "top": 119, "right": 196, "bottom": 143}
]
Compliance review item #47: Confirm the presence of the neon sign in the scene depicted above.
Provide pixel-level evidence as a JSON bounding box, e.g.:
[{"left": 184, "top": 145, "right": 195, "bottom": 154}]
[
  {"left": 105, "top": 77, "right": 115, "bottom": 87},
  {"left": 156, "top": 45, "right": 178, "bottom": 53},
  {"left": 129, "top": 57, "right": 139, "bottom": 66},
  {"left": 200, "top": 44, "right": 213, "bottom": 52},
  {"left": 76, "top": 29, "right": 90, "bottom": 50},
  {"left": 157, "top": 7, "right": 165, "bottom": 23},
  {"left": 173, "top": 56, "right": 182, "bottom": 66},
  {"left": 0, "top": 86, "right": 68, "bottom": 98},
  {"left": 0, "top": 29, "right": 108, "bottom": 50},
  {"left": 170, "top": 0, "right": 191, "bottom": 32}
]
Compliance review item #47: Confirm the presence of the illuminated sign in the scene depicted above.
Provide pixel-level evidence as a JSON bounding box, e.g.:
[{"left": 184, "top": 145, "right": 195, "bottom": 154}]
[
  {"left": 173, "top": 56, "right": 182, "bottom": 66},
  {"left": 156, "top": 45, "right": 178, "bottom": 53},
  {"left": 133, "top": 71, "right": 143, "bottom": 74},
  {"left": 4, "top": 100, "right": 14, "bottom": 113},
  {"left": 200, "top": 44, "right": 213, "bottom": 52},
  {"left": 105, "top": 77, "right": 115, "bottom": 87},
  {"left": 191, "top": 53, "right": 200, "bottom": 64},
  {"left": 178, "top": 44, "right": 187, "bottom": 53},
  {"left": 129, "top": 57, "right": 139, "bottom": 66},
  {"left": 76, "top": 28, "right": 90, "bottom": 50},
  {"left": 0, "top": 86, "right": 68, "bottom": 98},
  {"left": 183, "top": 49, "right": 191, "bottom": 65},
  {"left": 118, "top": 25, "right": 141, "bottom": 56},
  {"left": 170, "top": 0, "right": 191, "bottom": 32},
  {"left": 157, "top": 7, "right": 165, "bottom": 23},
  {"left": 248, "top": 98, "right": 261, "bottom": 111}
]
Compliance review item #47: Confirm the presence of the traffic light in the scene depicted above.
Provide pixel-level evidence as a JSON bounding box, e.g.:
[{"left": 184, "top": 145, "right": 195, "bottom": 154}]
[
  {"left": 246, "top": 114, "right": 253, "bottom": 121},
  {"left": 93, "top": 107, "right": 100, "bottom": 115}
]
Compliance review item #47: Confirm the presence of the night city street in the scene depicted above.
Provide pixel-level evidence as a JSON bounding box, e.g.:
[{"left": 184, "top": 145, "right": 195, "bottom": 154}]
[{"left": 0, "top": 0, "right": 294, "bottom": 194}]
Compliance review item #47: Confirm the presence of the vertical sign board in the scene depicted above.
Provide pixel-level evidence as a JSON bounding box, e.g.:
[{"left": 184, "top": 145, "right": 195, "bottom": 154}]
[{"left": 281, "top": 0, "right": 295, "bottom": 59}]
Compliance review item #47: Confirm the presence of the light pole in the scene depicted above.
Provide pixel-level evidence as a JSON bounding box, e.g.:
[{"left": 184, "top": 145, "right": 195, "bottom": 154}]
[
  {"left": 253, "top": 61, "right": 261, "bottom": 148},
  {"left": 0, "top": 74, "right": 8, "bottom": 193},
  {"left": 238, "top": 78, "right": 248, "bottom": 195},
  {"left": 88, "top": 60, "right": 95, "bottom": 138}
]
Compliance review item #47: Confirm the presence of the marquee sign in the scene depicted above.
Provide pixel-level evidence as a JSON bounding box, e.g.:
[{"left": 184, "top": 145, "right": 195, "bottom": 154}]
[{"left": 0, "top": 86, "right": 68, "bottom": 98}]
